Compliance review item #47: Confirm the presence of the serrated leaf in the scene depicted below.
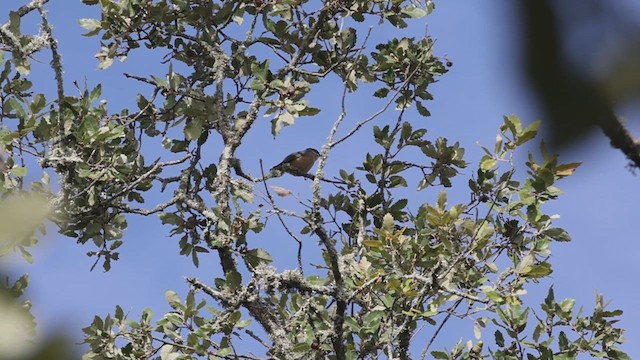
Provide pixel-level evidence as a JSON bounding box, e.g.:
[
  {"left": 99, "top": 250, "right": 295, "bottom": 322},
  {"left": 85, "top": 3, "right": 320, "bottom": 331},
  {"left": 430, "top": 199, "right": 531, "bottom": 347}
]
[
  {"left": 373, "top": 87, "right": 390, "bottom": 98},
  {"left": 522, "top": 119, "right": 541, "bottom": 135},
  {"left": 503, "top": 114, "right": 522, "bottom": 135},
  {"left": 416, "top": 100, "right": 430, "bottom": 116}
]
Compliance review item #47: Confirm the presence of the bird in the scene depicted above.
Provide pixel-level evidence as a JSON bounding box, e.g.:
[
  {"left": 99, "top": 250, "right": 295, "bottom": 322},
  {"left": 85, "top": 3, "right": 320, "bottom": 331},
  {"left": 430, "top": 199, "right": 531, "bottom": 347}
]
[{"left": 270, "top": 148, "right": 320, "bottom": 175}]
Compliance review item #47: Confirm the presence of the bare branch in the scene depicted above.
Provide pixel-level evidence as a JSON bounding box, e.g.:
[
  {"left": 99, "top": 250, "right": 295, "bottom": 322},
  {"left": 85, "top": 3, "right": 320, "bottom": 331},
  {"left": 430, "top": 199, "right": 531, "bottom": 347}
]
[
  {"left": 600, "top": 115, "right": 640, "bottom": 169},
  {"left": 36, "top": 4, "right": 65, "bottom": 137}
]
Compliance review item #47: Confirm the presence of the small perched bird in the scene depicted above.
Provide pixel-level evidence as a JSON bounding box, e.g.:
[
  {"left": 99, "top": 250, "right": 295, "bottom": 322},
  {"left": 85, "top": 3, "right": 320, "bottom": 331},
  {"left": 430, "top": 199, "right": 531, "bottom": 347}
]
[{"left": 270, "top": 148, "right": 320, "bottom": 175}]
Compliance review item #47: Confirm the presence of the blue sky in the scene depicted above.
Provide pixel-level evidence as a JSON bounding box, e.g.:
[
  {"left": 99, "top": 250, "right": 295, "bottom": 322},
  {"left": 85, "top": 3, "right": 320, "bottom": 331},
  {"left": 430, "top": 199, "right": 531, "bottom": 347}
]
[{"left": 2, "top": 1, "right": 638, "bottom": 358}]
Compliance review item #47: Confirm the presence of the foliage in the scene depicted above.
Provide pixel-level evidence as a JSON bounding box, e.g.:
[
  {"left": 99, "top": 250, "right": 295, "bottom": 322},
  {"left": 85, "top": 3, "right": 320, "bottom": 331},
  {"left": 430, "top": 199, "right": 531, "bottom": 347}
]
[
  {"left": 0, "top": 196, "right": 51, "bottom": 357},
  {"left": 0, "top": 0, "right": 628, "bottom": 359}
]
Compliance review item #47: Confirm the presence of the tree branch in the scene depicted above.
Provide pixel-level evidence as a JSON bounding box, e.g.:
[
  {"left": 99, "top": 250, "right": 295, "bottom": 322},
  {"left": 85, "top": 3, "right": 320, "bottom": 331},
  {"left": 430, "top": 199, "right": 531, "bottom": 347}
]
[{"left": 600, "top": 115, "right": 640, "bottom": 169}]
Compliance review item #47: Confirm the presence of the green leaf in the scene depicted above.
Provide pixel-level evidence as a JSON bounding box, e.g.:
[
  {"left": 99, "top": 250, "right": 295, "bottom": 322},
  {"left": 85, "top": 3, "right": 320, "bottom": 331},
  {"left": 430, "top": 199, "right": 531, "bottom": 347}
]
[
  {"left": 245, "top": 248, "right": 273, "bottom": 268},
  {"left": 8, "top": 11, "right": 21, "bottom": 37},
  {"left": 494, "top": 330, "right": 505, "bottom": 347},
  {"left": 184, "top": 118, "right": 203, "bottom": 141},
  {"left": 416, "top": 100, "right": 431, "bottom": 117},
  {"left": 558, "top": 331, "right": 569, "bottom": 350},
  {"left": 216, "top": 346, "right": 233, "bottom": 358},
  {"left": 400, "top": 122, "right": 412, "bottom": 143},
  {"left": 159, "top": 213, "right": 183, "bottom": 226},
  {"left": 363, "top": 310, "right": 383, "bottom": 333},
  {"left": 480, "top": 156, "right": 496, "bottom": 171},
  {"left": 526, "top": 205, "right": 540, "bottom": 222},
  {"left": 544, "top": 286, "right": 555, "bottom": 308},
  {"left": 373, "top": 87, "right": 390, "bottom": 98},
  {"left": 213, "top": 1, "right": 235, "bottom": 24},
  {"left": 520, "top": 262, "right": 552, "bottom": 277},
  {"left": 292, "top": 342, "right": 311, "bottom": 352},
  {"left": 11, "top": 166, "right": 27, "bottom": 177},
  {"left": 431, "top": 351, "right": 449, "bottom": 359},
  {"left": 30, "top": 94, "right": 46, "bottom": 114},
  {"left": 503, "top": 114, "right": 522, "bottom": 135},
  {"left": 401, "top": 5, "right": 429, "bottom": 18},
  {"left": 606, "top": 349, "right": 631, "bottom": 360},
  {"left": 556, "top": 162, "right": 581, "bottom": 177},
  {"left": 226, "top": 271, "right": 242, "bottom": 290},
  {"left": 6, "top": 97, "right": 26, "bottom": 120},
  {"left": 437, "top": 190, "right": 447, "bottom": 210},
  {"left": 165, "top": 290, "right": 181, "bottom": 309},
  {"left": 545, "top": 227, "right": 571, "bottom": 241},
  {"left": 532, "top": 323, "right": 543, "bottom": 342},
  {"left": 251, "top": 59, "right": 270, "bottom": 82},
  {"left": 115, "top": 305, "right": 125, "bottom": 321},
  {"left": 559, "top": 298, "right": 575, "bottom": 313},
  {"left": 298, "top": 107, "right": 321, "bottom": 116},
  {"left": 522, "top": 119, "right": 541, "bottom": 135},
  {"left": 78, "top": 18, "right": 101, "bottom": 33},
  {"left": 249, "top": 79, "right": 266, "bottom": 92},
  {"left": 488, "top": 291, "right": 505, "bottom": 303}
]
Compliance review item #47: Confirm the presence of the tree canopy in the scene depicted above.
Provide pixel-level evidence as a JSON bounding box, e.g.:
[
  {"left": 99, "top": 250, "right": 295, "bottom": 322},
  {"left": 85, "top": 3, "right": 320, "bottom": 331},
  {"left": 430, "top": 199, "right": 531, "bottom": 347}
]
[{"left": 0, "top": 0, "right": 630, "bottom": 359}]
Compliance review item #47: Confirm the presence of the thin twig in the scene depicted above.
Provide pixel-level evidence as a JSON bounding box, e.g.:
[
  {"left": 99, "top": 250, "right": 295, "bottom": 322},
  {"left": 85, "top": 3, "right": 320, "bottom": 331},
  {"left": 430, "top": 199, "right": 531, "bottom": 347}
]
[
  {"left": 259, "top": 160, "right": 304, "bottom": 274},
  {"left": 420, "top": 299, "right": 464, "bottom": 360}
]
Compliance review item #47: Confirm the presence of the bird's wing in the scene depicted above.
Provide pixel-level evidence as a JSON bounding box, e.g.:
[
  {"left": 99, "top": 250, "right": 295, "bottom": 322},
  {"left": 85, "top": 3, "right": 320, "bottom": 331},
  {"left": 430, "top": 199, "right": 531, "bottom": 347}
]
[{"left": 271, "top": 152, "right": 301, "bottom": 170}]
